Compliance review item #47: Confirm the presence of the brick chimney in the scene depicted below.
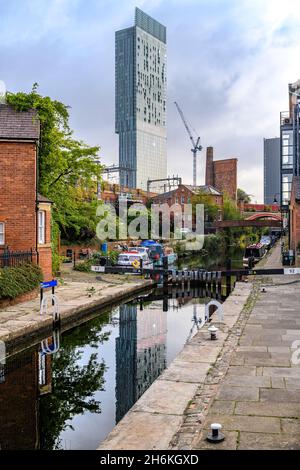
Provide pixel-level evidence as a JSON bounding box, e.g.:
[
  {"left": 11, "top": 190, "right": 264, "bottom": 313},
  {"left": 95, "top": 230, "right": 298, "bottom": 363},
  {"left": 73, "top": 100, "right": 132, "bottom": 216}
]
[{"left": 205, "top": 146, "right": 214, "bottom": 186}]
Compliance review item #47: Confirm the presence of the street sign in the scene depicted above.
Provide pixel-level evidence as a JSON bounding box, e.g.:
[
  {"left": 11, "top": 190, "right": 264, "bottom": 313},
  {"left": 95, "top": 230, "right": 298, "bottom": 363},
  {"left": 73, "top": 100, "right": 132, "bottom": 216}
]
[
  {"left": 91, "top": 266, "right": 105, "bottom": 273},
  {"left": 40, "top": 280, "right": 58, "bottom": 289},
  {"left": 284, "top": 268, "right": 300, "bottom": 275}
]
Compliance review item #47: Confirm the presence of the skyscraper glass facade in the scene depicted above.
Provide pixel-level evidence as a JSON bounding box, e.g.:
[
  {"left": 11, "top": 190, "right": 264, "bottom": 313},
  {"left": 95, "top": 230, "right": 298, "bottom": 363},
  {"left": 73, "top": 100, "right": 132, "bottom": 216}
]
[
  {"left": 263, "top": 137, "right": 280, "bottom": 205},
  {"left": 115, "top": 8, "right": 167, "bottom": 190}
]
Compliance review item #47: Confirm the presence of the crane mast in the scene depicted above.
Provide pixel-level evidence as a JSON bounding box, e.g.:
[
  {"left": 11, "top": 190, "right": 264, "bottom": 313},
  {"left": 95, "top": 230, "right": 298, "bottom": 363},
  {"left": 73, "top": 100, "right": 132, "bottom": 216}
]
[{"left": 174, "top": 101, "right": 202, "bottom": 186}]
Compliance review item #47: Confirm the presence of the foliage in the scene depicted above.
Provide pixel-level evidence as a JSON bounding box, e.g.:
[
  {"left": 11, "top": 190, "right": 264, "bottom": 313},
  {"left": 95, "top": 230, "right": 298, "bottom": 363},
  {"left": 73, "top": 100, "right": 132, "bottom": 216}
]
[
  {"left": 51, "top": 220, "right": 61, "bottom": 274},
  {"left": 0, "top": 263, "right": 43, "bottom": 299},
  {"left": 74, "top": 259, "right": 94, "bottom": 272},
  {"left": 237, "top": 188, "right": 251, "bottom": 204},
  {"left": 6, "top": 85, "right": 102, "bottom": 242},
  {"left": 39, "top": 313, "right": 111, "bottom": 449},
  {"left": 108, "top": 250, "right": 119, "bottom": 265},
  {"left": 203, "top": 233, "right": 226, "bottom": 254},
  {"left": 223, "top": 195, "right": 242, "bottom": 220},
  {"left": 191, "top": 191, "right": 219, "bottom": 222},
  {"left": 297, "top": 241, "right": 300, "bottom": 253}
]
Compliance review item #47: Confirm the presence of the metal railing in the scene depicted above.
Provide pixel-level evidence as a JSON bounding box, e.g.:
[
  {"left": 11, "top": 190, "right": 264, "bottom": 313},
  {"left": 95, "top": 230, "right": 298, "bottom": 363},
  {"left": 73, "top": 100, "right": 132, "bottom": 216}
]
[{"left": 0, "top": 248, "right": 36, "bottom": 268}]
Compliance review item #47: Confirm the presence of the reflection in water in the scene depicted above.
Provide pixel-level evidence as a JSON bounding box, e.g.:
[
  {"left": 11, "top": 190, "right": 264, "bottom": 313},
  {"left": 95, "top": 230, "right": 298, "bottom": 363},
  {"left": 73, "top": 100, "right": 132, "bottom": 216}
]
[
  {"left": 0, "top": 288, "right": 222, "bottom": 450},
  {"left": 39, "top": 316, "right": 110, "bottom": 450},
  {"left": 116, "top": 304, "right": 167, "bottom": 422},
  {"left": 0, "top": 347, "right": 52, "bottom": 450}
]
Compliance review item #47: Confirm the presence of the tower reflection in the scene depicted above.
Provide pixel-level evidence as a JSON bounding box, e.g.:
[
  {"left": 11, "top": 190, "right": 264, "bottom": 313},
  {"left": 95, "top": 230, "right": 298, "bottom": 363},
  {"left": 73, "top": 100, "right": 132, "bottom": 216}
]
[{"left": 116, "top": 303, "right": 167, "bottom": 422}]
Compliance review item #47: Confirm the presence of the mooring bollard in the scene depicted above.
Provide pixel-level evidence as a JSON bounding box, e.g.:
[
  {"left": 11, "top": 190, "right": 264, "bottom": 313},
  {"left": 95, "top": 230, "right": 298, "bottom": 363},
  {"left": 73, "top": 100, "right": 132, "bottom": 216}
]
[{"left": 206, "top": 423, "right": 225, "bottom": 443}]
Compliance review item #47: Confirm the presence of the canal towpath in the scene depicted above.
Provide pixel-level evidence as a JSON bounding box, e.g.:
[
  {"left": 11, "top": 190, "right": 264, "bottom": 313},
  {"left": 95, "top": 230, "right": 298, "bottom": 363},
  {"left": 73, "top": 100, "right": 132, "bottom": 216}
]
[
  {"left": 0, "top": 269, "right": 152, "bottom": 349},
  {"left": 190, "top": 242, "right": 300, "bottom": 450}
]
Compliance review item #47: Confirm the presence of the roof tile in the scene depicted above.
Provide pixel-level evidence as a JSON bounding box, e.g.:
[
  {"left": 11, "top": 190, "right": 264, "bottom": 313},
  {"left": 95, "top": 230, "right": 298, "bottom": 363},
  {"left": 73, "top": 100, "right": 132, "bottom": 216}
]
[{"left": 0, "top": 104, "right": 40, "bottom": 140}]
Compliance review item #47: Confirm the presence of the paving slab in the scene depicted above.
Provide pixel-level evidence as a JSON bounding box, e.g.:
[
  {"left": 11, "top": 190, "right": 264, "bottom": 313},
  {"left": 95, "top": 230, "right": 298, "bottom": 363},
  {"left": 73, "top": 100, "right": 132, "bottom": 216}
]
[
  {"left": 204, "top": 414, "right": 281, "bottom": 433},
  {"left": 132, "top": 380, "right": 198, "bottom": 415},
  {"left": 223, "top": 375, "right": 271, "bottom": 388},
  {"left": 159, "top": 361, "right": 209, "bottom": 383},
  {"left": 234, "top": 401, "right": 300, "bottom": 418},
  {"left": 263, "top": 366, "right": 300, "bottom": 378},
  {"left": 174, "top": 344, "right": 220, "bottom": 364},
  {"left": 98, "top": 412, "right": 183, "bottom": 450},
  {"left": 216, "top": 385, "right": 259, "bottom": 402},
  {"left": 260, "top": 388, "right": 300, "bottom": 403},
  {"left": 285, "top": 378, "right": 300, "bottom": 390},
  {"left": 226, "top": 366, "right": 257, "bottom": 376},
  {"left": 208, "top": 400, "right": 235, "bottom": 415},
  {"left": 271, "top": 377, "right": 286, "bottom": 389},
  {"left": 238, "top": 432, "right": 300, "bottom": 450}
]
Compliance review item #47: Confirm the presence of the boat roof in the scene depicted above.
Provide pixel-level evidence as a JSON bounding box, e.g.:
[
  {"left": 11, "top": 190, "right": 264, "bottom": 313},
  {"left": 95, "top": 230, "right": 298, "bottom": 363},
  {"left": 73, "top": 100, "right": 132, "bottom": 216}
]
[
  {"left": 120, "top": 251, "right": 144, "bottom": 256},
  {"left": 246, "top": 243, "right": 264, "bottom": 249}
]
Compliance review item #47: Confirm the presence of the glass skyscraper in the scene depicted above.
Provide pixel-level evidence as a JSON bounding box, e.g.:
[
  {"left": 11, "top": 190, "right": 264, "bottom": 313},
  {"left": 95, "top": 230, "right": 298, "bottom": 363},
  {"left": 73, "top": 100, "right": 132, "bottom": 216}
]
[
  {"left": 115, "top": 8, "right": 167, "bottom": 190},
  {"left": 263, "top": 137, "right": 280, "bottom": 205}
]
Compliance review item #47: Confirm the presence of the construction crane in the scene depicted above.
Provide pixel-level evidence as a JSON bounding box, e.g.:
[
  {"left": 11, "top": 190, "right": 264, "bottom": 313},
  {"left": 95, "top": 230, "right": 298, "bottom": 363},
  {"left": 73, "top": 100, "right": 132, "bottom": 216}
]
[{"left": 174, "top": 101, "right": 202, "bottom": 186}]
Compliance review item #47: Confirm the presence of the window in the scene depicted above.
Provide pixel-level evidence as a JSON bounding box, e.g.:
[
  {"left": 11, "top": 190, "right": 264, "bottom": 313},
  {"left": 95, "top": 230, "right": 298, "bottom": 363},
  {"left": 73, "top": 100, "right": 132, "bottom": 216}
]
[
  {"left": 0, "top": 223, "right": 4, "bottom": 245},
  {"left": 39, "top": 353, "right": 46, "bottom": 386},
  {"left": 181, "top": 196, "right": 185, "bottom": 204},
  {"left": 38, "top": 211, "right": 45, "bottom": 244},
  {"left": 281, "top": 131, "right": 294, "bottom": 169},
  {"left": 218, "top": 210, "right": 222, "bottom": 222}
]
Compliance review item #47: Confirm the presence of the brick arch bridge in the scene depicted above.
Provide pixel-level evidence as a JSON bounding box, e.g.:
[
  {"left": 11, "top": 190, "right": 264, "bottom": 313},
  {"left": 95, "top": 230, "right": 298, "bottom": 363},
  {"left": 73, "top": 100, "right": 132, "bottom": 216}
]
[{"left": 245, "top": 212, "right": 282, "bottom": 221}]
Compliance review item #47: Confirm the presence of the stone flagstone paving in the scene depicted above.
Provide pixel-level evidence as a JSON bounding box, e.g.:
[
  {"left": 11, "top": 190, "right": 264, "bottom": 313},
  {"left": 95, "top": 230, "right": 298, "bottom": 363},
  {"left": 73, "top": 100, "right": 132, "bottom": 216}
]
[{"left": 194, "top": 243, "right": 300, "bottom": 450}]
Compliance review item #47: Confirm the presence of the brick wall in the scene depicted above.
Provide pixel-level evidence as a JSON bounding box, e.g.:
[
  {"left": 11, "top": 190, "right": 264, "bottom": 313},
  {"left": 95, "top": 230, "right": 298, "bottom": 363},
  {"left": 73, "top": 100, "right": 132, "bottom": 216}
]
[
  {"left": 0, "top": 141, "right": 53, "bottom": 279},
  {"left": 213, "top": 158, "right": 237, "bottom": 201},
  {"left": 205, "top": 147, "right": 214, "bottom": 186},
  {"left": 0, "top": 142, "right": 36, "bottom": 251},
  {"left": 153, "top": 184, "right": 223, "bottom": 208},
  {"left": 290, "top": 182, "right": 300, "bottom": 252},
  {"left": 205, "top": 146, "right": 238, "bottom": 201}
]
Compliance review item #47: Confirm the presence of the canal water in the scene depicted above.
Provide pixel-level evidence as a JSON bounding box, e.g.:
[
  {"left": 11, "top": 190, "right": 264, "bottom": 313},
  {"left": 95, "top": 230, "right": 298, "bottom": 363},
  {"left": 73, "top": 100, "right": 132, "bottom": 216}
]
[{"left": 0, "top": 287, "right": 223, "bottom": 450}]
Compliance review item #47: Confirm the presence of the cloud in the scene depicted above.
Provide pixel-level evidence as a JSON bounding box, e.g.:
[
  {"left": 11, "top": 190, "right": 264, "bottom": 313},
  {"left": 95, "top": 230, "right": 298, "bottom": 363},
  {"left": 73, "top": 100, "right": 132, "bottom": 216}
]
[{"left": 1, "top": 0, "right": 299, "bottom": 201}]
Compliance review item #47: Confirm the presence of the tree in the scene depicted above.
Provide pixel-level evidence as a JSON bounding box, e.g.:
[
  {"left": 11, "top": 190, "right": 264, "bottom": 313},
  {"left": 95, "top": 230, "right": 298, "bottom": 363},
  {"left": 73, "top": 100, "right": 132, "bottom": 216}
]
[
  {"left": 39, "top": 313, "right": 111, "bottom": 449},
  {"left": 6, "top": 85, "right": 102, "bottom": 245},
  {"left": 191, "top": 191, "right": 219, "bottom": 222},
  {"left": 237, "top": 188, "right": 251, "bottom": 204},
  {"left": 223, "top": 195, "right": 242, "bottom": 221}
]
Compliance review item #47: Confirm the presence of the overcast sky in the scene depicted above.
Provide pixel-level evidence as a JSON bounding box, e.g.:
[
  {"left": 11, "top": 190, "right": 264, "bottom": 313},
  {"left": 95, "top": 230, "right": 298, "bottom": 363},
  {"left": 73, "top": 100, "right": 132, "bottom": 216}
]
[{"left": 1, "top": 0, "right": 300, "bottom": 202}]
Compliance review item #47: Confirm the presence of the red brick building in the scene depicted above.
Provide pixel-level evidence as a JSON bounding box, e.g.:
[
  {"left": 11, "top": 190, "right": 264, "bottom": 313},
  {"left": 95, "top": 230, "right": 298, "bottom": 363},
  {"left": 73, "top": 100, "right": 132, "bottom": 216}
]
[
  {"left": 205, "top": 146, "right": 237, "bottom": 201},
  {"left": 290, "top": 176, "right": 300, "bottom": 254},
  {"left": 0, "top": 104, "right": 52, "bottom": 280},
  {"left": 151, "top": 183, "right": 223, "bottom": 224}
]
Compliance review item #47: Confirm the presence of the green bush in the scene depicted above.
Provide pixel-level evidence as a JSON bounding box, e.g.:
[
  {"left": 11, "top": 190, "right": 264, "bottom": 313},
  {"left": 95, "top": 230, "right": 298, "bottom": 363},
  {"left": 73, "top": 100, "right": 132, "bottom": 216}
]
[
  {"left": 74, "top": 259, "right": 94, "bottom": 272},
  {"left": 109, "top": 250, "right": 119, "bottom": 266},
  {"left": 0, "top": 263, "right": 43, "bottom": 300}
]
